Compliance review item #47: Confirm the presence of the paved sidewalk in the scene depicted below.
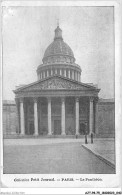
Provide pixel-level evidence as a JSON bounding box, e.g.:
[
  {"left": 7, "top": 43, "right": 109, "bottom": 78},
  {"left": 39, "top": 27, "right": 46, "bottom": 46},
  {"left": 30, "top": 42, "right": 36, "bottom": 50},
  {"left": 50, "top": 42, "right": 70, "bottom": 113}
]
[
  {"left": 4, "top": 137, "right": 114, "bottom": 146},
  {"left": 4, "top": 138, "right": 82, "bottom": 146},
  {"left": 82, "top": 138, "right": 115, "bottom": 169}
]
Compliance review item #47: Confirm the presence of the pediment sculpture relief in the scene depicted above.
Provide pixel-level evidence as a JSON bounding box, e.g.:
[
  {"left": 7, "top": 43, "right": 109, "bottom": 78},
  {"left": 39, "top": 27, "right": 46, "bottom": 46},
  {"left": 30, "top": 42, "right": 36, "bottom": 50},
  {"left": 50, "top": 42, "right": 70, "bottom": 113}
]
[{"left": 24, "top": 78, "right": 87, "bottom": 91}]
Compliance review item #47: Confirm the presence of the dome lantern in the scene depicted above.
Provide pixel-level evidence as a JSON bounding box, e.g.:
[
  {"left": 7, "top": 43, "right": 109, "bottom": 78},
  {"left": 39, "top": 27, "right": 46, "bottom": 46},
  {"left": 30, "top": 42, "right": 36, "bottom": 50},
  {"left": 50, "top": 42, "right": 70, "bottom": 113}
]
[{"left": 54, "top": 25, "right": 63, "bottom": 40}]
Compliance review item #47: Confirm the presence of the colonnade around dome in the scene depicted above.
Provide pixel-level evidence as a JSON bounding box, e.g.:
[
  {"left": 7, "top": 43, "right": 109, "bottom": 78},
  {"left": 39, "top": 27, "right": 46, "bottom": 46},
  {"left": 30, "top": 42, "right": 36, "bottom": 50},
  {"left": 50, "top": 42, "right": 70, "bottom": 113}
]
[{"left": 37, "top": 67, "right": 81, "bottom": 82}]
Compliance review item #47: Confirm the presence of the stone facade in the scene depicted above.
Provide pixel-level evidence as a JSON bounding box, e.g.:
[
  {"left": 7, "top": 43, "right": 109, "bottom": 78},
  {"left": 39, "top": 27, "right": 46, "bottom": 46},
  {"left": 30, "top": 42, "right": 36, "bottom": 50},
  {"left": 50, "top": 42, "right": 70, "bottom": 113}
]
[
  {"left": 96, "top": 99, "right": 115, "bottom": 138},
  {"left": 3, "top": 100, "right": 18, "bottom": 135},
  {"left": 3, "top": 99, "right": 115, "bottom": 137}
]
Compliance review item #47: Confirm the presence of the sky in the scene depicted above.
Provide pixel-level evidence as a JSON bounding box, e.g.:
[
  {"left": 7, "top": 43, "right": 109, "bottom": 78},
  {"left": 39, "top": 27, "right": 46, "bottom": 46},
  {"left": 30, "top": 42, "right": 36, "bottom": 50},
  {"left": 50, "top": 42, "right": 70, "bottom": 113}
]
[{"left": 2, "top": 6, "right": 114, "bottom": 100}]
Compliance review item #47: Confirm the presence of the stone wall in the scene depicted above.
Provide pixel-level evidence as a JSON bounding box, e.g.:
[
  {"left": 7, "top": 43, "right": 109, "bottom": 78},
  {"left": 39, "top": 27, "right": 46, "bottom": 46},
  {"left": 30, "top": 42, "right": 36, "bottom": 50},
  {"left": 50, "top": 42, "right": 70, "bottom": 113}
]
[
  {"left": 2, "top": 99, "right": 115, "bottom": 137},
  {"left": 96, "top": 99, "right": 115, "bottom": 138},
  {"left": 3, "top": 100, "right": 18, "bottom": 135}
]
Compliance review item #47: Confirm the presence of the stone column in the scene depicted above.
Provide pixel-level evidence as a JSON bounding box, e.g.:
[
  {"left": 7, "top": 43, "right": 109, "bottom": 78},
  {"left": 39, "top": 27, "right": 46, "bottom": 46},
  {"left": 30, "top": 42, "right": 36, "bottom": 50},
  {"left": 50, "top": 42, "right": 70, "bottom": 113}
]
[
  {"left": 33, "top": 98, "right": 38, "bottom": 135},
  {"left": 20, "top": 98, "right": 25, "bottom": 135},
  {"left": 55, "top": 69, "right": 57, "bottom": 74},
  {"left": 47, "top": 70, "right": 49, "bottom": 77},
  {"left": 78, "top": 73, "right": 79, "bottom": 81},
  {"left": 75, "top": 97, "right": 79, "bottom": 135},
  {"left": 95, "top": 99, "right": 99, "bottom": 134},
  {"left": 15, "top": 98, "right": 20, "bottom": 134},
  {"left": 48, "top": 97, "right": 52, "bottom": 135},
  {"left": 72, "top": 70, "right": 74, "bottom": 80},
  {"left": 64, "top": 69, "right": 66, "bottom": 77},
  {"left": 60, "top": 69, "right": 62, "bottom": 76},
  {"left": 75, "top": 71, "right": 77, "bottom": 81},
  {"left": 43, "top": 71, "right": 45, "bottom": 78},
  {"left": 79, "top": 73, "right": 80, "bottom": 81},
  {"left": 68, "top": 70, "right": 70, "bottom": 79},
  {"left": 77, "top": 72, "right": 78, "bottom": 81},
  {"left": 61, "top": 97, "right": 65, "bottom": 135},
  {"left": 89, "top": 97, "right": 94, "bottom": 134}
]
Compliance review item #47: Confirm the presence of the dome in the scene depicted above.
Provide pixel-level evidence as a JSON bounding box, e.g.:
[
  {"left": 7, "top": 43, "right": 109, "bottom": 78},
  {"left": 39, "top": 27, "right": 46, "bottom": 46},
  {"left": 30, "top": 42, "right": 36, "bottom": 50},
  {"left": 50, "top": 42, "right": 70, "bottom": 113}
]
[
  {"left": 43, "top": 40, "right": 74, "bottom": 59},
  {"left": 42, "top": 25, "right": 75, "bottom": 64}
]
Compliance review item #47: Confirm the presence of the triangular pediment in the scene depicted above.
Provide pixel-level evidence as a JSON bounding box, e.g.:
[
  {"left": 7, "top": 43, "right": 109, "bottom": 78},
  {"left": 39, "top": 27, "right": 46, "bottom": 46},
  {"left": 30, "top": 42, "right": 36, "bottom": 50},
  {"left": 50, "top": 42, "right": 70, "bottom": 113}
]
[{"left": 14, "top": 76, "right": 98, "bottom": 93}]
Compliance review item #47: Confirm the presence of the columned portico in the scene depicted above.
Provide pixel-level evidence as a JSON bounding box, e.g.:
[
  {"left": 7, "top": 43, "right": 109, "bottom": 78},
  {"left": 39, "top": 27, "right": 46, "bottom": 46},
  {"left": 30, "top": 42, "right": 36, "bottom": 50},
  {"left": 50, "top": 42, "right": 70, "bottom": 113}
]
[
  {"left": 61, "top": 97, "right": 65, "bottom": 135},
  {"left": 89, "top": 97, "right": 94, "bottom": 135},
  {"left": 75, "top": 97, "right": 79, "bottom": 135},
  {"left": 33, "top": 98, "right": 38, "bottom": 135},
  {"left": 20, "top": 98, "right": 25, "bottom": 135},
  {"left": 48, "top": 97, "right": 52, "bottom": 135}
]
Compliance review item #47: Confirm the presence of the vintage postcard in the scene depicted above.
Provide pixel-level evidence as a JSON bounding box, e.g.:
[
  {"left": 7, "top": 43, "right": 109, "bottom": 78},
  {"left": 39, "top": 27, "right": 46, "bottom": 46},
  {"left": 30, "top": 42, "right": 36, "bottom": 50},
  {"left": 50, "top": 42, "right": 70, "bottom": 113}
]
[{"left": 0, "top": 0, "right": 121, "bottom": 194}]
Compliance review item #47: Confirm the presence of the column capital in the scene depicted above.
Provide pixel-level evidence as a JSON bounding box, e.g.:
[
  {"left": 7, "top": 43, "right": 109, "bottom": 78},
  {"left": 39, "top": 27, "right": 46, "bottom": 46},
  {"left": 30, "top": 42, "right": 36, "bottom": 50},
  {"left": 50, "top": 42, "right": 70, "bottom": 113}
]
[
  {"left": 20, "top": 97, "right": 24, "bottom": 103},
  {"left": 15, "top": 98, "right": 19, "bottom": 104},
  {"left": 33, "top": 97, "right": 38, "bottom": 103},
  {"left": 89, "top": 96, "right": 94, "bottom": 102},
  {"left": 61, "top": 97, "right": 65, "bottom": 103},
  {"left": 94, "top": 97, "right": 99, "bottom": 103},
  {"left": 47, "top": 97, "right": 51, "bottom": 102},
  {"left": 75, "top": 97, "right": 79, "bottom": 102}
]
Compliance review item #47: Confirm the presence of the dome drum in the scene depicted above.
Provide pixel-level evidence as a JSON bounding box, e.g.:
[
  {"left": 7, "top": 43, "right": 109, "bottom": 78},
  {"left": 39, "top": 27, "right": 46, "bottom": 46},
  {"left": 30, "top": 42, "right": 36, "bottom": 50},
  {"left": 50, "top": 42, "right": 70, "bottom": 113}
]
[
  {"left": 37, "top": 64, "right": 81, "bottom": 73},
  {"left": 37, "top": 64, "right": 81, "bottom": 82}
]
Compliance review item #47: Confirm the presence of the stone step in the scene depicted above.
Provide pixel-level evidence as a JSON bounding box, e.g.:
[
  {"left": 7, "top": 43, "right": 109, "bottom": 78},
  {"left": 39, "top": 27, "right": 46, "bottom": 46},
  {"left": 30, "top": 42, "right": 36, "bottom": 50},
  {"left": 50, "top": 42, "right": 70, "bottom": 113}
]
[
  {"left": 4, "top": 134, "right": 87, "bottom": 139},
  {"left": 4, "top": 133, "right": 115, "bottom": 139}
]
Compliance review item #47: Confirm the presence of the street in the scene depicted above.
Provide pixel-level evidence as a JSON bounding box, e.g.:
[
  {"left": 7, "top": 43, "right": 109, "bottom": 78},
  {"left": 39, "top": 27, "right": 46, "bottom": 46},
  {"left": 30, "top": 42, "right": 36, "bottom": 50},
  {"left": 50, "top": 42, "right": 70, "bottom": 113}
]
[{"left": 3, "top": 139, "right": 115, "bottom": 174}]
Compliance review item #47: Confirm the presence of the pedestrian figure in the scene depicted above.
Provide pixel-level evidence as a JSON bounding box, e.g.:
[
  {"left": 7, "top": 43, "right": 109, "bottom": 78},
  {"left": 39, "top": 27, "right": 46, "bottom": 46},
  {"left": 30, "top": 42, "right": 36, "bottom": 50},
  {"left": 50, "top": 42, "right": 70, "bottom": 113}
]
[
  {"left": 91, "top": 132, "right": 93, "bottom": 144},
  {"left": 85, "top": 134, "right": 88, "bottom": 144},
  {"left": 84, "top": 123, "right": 88, "bottom": 144}
]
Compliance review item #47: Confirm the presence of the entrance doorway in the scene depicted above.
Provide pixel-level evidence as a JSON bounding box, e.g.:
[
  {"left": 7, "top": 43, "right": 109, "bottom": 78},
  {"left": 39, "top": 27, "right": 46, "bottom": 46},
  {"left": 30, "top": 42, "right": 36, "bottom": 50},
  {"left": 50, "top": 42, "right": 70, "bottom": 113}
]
[
  {"left": 54, "top": 120, "right": 61, "bottom": 135},
  {"left": 79, "top": 122, "right": 87, "bottom": 135},
  {"left": 29, "top": 122, "right": 34, "bottom": 135}
]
